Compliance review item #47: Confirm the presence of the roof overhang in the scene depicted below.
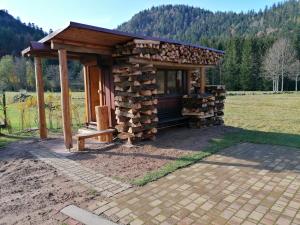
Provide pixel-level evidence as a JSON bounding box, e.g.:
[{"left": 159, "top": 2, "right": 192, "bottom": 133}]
[{"left": 22, "top": 21, "right": 225, "bottom": 58}]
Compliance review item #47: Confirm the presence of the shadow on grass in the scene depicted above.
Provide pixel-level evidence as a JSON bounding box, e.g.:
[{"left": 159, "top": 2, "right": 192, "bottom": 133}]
[
  {"left": 225, "top": 129, "right": 300, "bottom": 149},
  {"left": 0, "top": 134, "right": 23, "bottom": 148},
  {"left": 132, "top": 128, "right": 300, "bottom": 186}
]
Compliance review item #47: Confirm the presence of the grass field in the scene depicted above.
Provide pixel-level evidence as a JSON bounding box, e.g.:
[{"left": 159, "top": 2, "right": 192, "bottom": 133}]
[
  {"left": 224, "top": 92, "right": 300, "bottom": 135},
  {"left": 0, "top": 91, "right": 300, "bottom": 147}
]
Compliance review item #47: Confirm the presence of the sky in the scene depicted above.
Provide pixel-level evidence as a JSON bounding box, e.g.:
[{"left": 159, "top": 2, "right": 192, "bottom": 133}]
[{"left": 0, "top": 0, "right": 284, "bottom": 32}]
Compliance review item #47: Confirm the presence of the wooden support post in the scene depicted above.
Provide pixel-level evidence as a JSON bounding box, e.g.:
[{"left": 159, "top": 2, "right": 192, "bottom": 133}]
[
  {"left": 95, "top": 105, "right": 112, "bottom": 142},
  {"left": 83, "top": 65, "right": 90, "bottom": 124},
  {"left": 58, "top": 49, "right": 73, "bottom": 149},
  {"left": 200, "top": 67, "right": 206, "bottom": 94},
  {"left": 34, "top": 57, "right": 47, "bottom": 139},
  {"left": 98, "top": 69, "right": 105, "bottom": 106},
  {"left": 187, "top": 70, "right": 192, "bottom": 94}
]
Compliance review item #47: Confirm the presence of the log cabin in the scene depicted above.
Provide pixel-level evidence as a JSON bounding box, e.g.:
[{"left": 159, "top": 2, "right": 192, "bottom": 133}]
[{"left": 22, "top": 22, "right": 225, "bottom": 150}]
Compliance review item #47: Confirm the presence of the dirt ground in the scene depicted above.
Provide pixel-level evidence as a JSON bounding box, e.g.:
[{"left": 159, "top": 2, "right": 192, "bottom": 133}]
[
  {"left": 0, "top": 141, "right": 98, "bottom": 225},
  {"left": 69, "top": 126, "right": 235, "bottom": 181},
  {"left": 0, "top": 126, "right": 234, "bottom": 224}
]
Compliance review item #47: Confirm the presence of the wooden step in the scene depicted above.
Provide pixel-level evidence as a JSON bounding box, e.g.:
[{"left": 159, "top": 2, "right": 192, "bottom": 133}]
[
  {"left": 76, "top": 129, "right": 115, "bottom": 139},
  {"left": 76, "top": 129, "right": 115, "bottom": 151}
]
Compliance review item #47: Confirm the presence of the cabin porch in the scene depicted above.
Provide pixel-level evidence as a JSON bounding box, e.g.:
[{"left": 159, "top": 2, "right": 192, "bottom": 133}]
[{"left": 22, "top": 22, "right": 225, "bottom": 150}]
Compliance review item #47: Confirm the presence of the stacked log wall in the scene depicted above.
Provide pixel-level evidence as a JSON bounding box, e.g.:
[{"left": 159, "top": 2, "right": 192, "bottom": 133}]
[
  {"left": 182, "top": 85, "right": 226, "bottom": 128},
  {"left": 113, "top": 39, "right": 224, "bottom": 140},
  {"left": 206, "top": 85, "right": 226, "bottom": 126},
  {"left": 113, "top": 39, "right": 223, "bottom": 66},
  {"left": 113, "top": 43, "right": 159, "bottom": 141}
]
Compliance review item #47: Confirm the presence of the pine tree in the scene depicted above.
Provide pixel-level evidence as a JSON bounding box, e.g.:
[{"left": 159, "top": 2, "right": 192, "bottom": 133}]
[
  {"left": 240, "top": 39, "right": 253, "bottom": 90},
  {"left": 222, "top": 39, "right": 240, "bottom": 90},
  {"left": 295, "top": 25, "right": 300, "bottom": 60}
]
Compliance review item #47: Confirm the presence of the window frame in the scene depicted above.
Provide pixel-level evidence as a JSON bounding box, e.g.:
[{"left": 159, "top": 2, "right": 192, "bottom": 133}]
[{"left": 156, "top": 69, "right": 187, "bottom": 97}]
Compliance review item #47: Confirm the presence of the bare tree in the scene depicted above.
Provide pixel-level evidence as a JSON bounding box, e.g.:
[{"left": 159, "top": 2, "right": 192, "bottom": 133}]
[
  {"left": 263, "top": 38, "right": 296, "bottom": 92},
  {"left": 289, "top": 60, "right": 300, "bottom": 91},
  {"left": 263, "top": 49, "right": 280, "bottom": 92},
  {"left": 45, "top": 65, "right": 60, "bottom": 91}
]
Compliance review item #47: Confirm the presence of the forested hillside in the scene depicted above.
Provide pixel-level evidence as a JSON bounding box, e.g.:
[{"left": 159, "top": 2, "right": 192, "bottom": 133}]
[
  {"left": 118, "top": 1, "right": 300, "bottom": 42},
  {"left": 119, "top": 0, "right": 300, "bottom": 91},
  {"left": 0, "top": 10, "right": 46, "bottom": 56}
]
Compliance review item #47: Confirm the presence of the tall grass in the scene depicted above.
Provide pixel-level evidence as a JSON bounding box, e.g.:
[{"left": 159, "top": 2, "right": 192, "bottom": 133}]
[{"left": 4, "top": 91, "right": 85, "bottom": 133}]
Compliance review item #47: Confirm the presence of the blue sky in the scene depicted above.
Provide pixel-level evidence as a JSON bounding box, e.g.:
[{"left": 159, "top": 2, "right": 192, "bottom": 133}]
[{"left": 0, "top": 0, "right": 283, "bottom": 32}]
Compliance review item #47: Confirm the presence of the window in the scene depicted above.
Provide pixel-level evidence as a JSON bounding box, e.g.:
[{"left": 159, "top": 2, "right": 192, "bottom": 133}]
[
  {"left": 157, "top": 70, "right": 165, "bottom": 94},
  {"left": 167, "top": 70, "right": 177, "bottom": 94},
  {"left": 156, "top": 69, "right": 187, "bottom": 96}
]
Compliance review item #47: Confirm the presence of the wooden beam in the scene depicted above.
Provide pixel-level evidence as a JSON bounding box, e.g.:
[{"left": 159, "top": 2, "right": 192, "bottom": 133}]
[
  {"left": 80, "top": 57, "right": 98, "bottom": 66},
  {"left": 83, "top": 65, "right": 90, "bottom": 123},
  {"left": 58, "top": 49, "right": 73, "bottom": 149},
  {"left": 34, "top": 57, "right": 47, "bottom": 139},
  {"left": 200, "top": 67, "right": 206, "bottom": 94},
  {"left": 51, "top": 40, "right": 112, "bottom": 55},
  {"left": 129, "top": 57, "right": 215, "bottom": 70},
  {"left": 133, "top": 39, "right": 160, "bottom": 45}
]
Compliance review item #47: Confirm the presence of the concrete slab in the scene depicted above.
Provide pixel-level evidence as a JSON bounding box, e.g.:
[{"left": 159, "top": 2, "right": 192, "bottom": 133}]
[{"left": 61, "top": 205, "right": 118, "bottom": 225}]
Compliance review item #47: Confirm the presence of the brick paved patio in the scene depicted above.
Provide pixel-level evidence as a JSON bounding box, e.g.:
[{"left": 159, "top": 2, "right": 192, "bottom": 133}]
[
  {"left": 28, "top": 142, "right": 131, "bottom": 198},
  {"left": 90, "top": 143, "right": 300, "bottom": 225}
]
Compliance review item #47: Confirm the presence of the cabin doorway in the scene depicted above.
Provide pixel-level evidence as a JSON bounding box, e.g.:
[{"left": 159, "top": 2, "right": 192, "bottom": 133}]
[
  {"left": 88, "top": 65, "right": 100, "bottom": 122},
  {"left": 86, "top": 65, "right": 115, "bottom": 126},
  {"left": 156, "top": 69, "right": 188, "bottom": 127}
]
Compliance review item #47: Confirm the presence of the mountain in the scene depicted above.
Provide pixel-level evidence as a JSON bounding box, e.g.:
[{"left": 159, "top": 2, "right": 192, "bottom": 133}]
[
  {"left": 118, "top": 0, "right": 300, "bottom": 45},
  {"left": 0, "top": 10, "right": 46, "bottom": 56}
]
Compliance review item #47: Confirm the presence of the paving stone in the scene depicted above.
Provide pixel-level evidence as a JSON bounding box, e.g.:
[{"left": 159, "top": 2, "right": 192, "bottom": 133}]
[
  {"left": 104, "top": 207, "right": 120, "bottom": 217},
  {"left": 185, "top": 203, "right": 198, "bottom": 211},
  {"left": 147, "top": 208, "right": 161, "bottom": 217},
  {"left": 177, "top": 217, "right": 194, "bottom": 225},
  {"left": 28, "top": 148, "right": 131, "bottom": 198},
  {"left": 55, "top": 143, "right": 300, "bottom": 225},
  {"left": 94, "top": 204, "right": 111, "bottom": 215},
  {"left": 200, "top": 201, "right": 214, "bottom": 211},
  {"left": 150, "top": 199, "right": 162, "bottom": 207},
  {"left": 236, "top": 209, "right": 250, "bottom": 219},
  {"left": 248, "top": 211, "right": 264, "bottom": 221},
  {"left": 130, "top": 218, "right": 144, "bottom": 225},
  {"left": 276, "top": 216, "right": 292, "bottom": 225},
  {"left": 116, "top": 208, "right": 132, "bottom": 218},
  {"left": 155, "top": 214, "right": 167, "bottom": 222}
]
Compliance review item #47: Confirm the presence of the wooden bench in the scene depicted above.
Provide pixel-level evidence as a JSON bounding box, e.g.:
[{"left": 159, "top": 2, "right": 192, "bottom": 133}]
[{"left": 75, "top": 129, "right": 115, "bottom": 151}]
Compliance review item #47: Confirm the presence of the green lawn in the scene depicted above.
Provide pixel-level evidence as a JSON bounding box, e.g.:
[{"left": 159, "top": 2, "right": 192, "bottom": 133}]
[
  {"left": 4, "top": 91, "right": 299, "bottom": 135},
  {"left": 224, "top": 93, "right": 300, "bottom": 134}
]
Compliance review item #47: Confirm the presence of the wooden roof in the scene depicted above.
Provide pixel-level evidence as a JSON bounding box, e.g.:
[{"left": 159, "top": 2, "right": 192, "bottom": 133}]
[{"left": 22, "top": 22, "right": 224, "bottom": 58}]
